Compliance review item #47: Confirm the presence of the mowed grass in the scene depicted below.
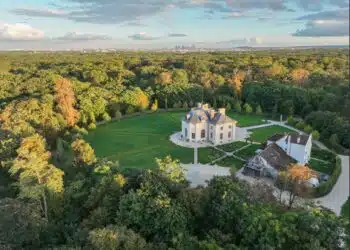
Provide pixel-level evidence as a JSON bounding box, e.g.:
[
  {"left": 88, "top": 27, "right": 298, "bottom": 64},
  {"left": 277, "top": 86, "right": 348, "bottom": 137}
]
[
  {"left": 85, "top": 112, "right": 195, "bottom": 169},
  {"left": 85, "top": 112, "right": 267, "bottom": 169},
  {"left": 227, "top": 112, "right": 266, "bottom": 127},
  {"left": 249, "top": 125, "right": 293, "bottom": 143}
]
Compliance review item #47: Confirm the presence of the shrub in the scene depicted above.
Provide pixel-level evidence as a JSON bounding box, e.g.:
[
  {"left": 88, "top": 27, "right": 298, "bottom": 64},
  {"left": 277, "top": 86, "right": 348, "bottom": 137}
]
[
  {"left": 234, "top": 101, "right": 242, "bottom": 113},
  {"left": 102, "top": 112, "right": 111, "bottom": 122},
  {"left": 255, "top": 105, "right": 263, "bottom": 115},
  {"left": 286, "top": 116, "right": 294, "bottom": 126},
  {"left": 88, "top": 123, "right": 97, "bottom": 130},
  {"left": 115, "top": 111, "right": 122, "bottom": 121},
  {"left": 72, "top": 126, "right": 88, "bottom": 135},
  {"left": 243, "top": 103, "right": 253, "bottom": 114},
  {"left": 226, "top": 103, "right": 232, "bottom": 111},
  {"left": 312, "top": 130, "right": 320, "bottom": 140},
  {"left": 125, "top": 106, "right": 135, "bottom": 115},
  {"left": 303, "top": 125, "right": 313, "bottom": 134},
  {"left": 182, "top": 101, "right": 188, "bottom": 109},
  {"left": 313, "top": 155, "right": 341, "bottom": 197},
  {"left": 151, "top": 100, "right": 158, "bottom": 112},
  {"left": 295, "top": 121, "right": 305, "bottom": 129}
]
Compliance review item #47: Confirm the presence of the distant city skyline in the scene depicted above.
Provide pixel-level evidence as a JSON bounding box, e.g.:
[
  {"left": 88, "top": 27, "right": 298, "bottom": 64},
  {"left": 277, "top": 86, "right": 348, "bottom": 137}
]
[{"left": 0, "top": 0, "right": 349, "bottom": 50}]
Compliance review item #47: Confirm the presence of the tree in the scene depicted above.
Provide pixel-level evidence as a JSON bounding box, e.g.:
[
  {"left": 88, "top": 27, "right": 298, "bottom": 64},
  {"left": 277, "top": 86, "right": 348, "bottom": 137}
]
[
  {"left": 226, "top": 103, "right": 231, "bottom": 111},
  {"left": 155, "top": 72, "right": 172, "bottom": 85},
  {"left": 71, "top": 139, "right": 97, "bottom": 166},
  {"left": 234, "top": 101, "right": 242, "bottom": 113},
  {"left": 329, "top": 134, "right": 339, "bottom": 146},
  {"left": 155, "top": 156, "right": 186, "bottom": 184},
  {"left": 172, "top": 69, "right": 189, "bottom": 86},
  {"left": 0, "top": 198, "right": 46, "bottom": 248},
  {"left": 89, "top": 225, "right": 148, "bottom": 250},
  {"left": 182, "top": 101, "right": 189, "bottom": 109},
  {"left": 10, "top": 134, "right": 64, "bottom": 220},
  {"left": 255, "top": 105, "right": 263, "bottom": 115},
  {"left": 243, "top": 103, "right": 253, "bottom": 114},
  {"left": 303, "top": 125, "right": 313, "bottom": 134},
  {"left": 290, "top": 68, "right": 310, "bottom": 85},
  {"left": 229, "top": 70, "right": 246, "bottom": 95},
  {"left": 55, "top": 77, "right": 79, "bottom": 127},
  {"left": 151, "top": 99, "right": 158, "bottom": 112},
  {"left": 296, "top": 121, "right": 305, "bottom": 130},
  {"left": 312, "top": 130, "right": 320, "bottom": 140},
  {"left": 280, "top": 100, "right": 294, "bottom": 116},
  {"left": 115, "top": 111, "right": 122, "bottom": 121}
]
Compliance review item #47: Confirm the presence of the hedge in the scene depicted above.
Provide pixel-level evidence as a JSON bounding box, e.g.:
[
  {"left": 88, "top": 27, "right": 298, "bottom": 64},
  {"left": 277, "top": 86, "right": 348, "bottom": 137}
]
[{"left": 313, "top": 155, "right": 342, "bottom": 198}]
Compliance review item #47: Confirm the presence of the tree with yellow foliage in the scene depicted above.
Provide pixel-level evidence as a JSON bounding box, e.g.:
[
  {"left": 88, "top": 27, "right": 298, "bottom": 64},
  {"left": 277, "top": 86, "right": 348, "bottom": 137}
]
[{"left": 55, "top": 77, "right": 79, "bottom": 127}]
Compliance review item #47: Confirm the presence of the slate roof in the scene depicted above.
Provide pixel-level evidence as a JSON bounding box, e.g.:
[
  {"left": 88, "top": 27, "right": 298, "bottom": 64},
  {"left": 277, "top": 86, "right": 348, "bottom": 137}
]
[
  {"left": 289, "top": 133, "right": 310, "bottom": 146},
  {"left": 259, "top": 143, "right": 295, "bottom": 171},
  {"left": 267, "top": 133, "right": 285, "bottom": 142},
  {"left": 184, "top": 107, "right": 235, "bottom": 125},
  {"left": 209, "top": 112, "right": 235, "bottom": 125},
  {"left": 266, "top": 133, "right": 310, "bottom": 146}
]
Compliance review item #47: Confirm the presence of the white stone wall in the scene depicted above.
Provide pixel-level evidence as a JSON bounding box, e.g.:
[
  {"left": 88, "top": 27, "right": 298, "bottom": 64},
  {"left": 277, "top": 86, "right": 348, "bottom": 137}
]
[{"left": 211, "top": 122, "right": 235, "bottom": 145}]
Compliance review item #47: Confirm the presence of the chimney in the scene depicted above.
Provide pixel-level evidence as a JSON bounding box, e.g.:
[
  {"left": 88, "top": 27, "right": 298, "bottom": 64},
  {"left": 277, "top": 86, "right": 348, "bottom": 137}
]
[
  {"left": 297, "top": 136, "right": 301, "bottom": 144},
  {"left": 202, "top": 104, "right": 209, "bottom": 110},
  {"left": 218, "top": 108, "right": 226, "bottom": 116},
  {"left": 197, "top": 102, "right": 202, "bottom": 108},
  {"left": 209, "top": 109, "right": 215, "bottom": 119}
]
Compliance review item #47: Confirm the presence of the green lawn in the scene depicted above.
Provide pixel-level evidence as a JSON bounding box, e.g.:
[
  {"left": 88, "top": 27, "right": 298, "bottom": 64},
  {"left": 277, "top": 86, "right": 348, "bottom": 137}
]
[
  {"left": 215, "top": 156, "right": 245, "bottom": 170},
  {"left": 227, "top": 112, "right": 266, "bottom": 127},
  {"left": 308, "top": 159, "right": 334, "bottom": 175},
  {"left": 217, "top": 141, "right": 249, "bottom": 153},
  {"left": 235, "top": 144, "right": 262, "bottom": 160},
  {"left": 85, "top": 111, "right": 267, "bottom": 169},
  {"left": 249, "top": 125, "right": 293, "bottom": 143},
  {"left": 341, "top": 198, "right": 349, "bottom": 218}
]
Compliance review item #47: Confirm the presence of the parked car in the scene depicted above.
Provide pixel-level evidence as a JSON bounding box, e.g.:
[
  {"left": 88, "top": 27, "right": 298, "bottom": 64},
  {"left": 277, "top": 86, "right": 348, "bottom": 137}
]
[{"left": 320, "top": 173, "right": 330, "bottom": 182}]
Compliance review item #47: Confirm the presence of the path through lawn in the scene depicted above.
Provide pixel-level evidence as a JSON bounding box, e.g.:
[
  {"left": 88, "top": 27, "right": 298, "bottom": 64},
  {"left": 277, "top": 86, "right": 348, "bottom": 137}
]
[{"left": 85, "top": 112, "right": 267, "bottom": 169}]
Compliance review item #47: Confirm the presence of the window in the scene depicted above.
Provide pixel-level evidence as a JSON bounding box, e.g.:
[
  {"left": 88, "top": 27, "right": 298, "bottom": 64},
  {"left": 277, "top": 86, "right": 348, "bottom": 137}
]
[
  {"left": 185, "top": 128, "right": 188, "bottom": 137},
  {"left": 221, "top": 126, "right": 223, "bottom": 130},
  {"left": 192, "top": 133, "right": 195, "bottom": 139},
  {"left": 220, "top": 133, "right": 223, "bottom": 140},
  {"left": 210, "top": 133, "right": 213, "bottom": 139},
  {"left": 228, "top": 132, "right": 231, "bottom": 138},
  {"left": 201, "top": 129, "right": 205, "bottom": 138},
  {"left": 229, "top": 125, "right": 232, "bottom": 129}
]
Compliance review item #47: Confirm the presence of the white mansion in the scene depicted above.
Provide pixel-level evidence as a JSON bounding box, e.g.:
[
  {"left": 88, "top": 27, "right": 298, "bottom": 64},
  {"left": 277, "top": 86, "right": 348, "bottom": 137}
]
[{"left": 181, "top": 103, "right": 237, "bottom": 145}]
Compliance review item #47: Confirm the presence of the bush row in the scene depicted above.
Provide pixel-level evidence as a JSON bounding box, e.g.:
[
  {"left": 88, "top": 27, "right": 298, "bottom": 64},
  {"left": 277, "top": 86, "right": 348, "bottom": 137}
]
[{"left": 313, "top": 155, "right": 341, "bottom": 198}]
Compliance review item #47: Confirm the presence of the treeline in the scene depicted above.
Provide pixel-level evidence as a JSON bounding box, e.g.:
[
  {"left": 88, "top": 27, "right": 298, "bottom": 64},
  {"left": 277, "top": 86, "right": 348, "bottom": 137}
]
[
  {"left": 0, "top": 50, "right": 349, "bottom": 149},
  {"left": 0, "top": 50, "right": 349, "bottom": 249}
]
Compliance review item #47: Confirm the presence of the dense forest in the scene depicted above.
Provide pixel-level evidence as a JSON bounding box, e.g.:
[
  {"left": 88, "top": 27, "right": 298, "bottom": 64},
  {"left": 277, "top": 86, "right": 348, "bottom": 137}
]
[{"left": 0, "top": 49, "right": 349, "bottom": 249}]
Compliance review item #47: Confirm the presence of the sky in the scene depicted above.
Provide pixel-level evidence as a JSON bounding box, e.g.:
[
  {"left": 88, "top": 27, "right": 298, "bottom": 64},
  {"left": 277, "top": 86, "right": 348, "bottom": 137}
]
[{"left": 0, "top": 0, "right": 349, "bottom": 50}]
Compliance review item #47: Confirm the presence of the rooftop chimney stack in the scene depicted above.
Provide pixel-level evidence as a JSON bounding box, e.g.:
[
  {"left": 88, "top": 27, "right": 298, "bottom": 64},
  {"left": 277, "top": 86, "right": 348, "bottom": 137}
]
[
  {"left": 197, "top": 102, "right": 202, "bottom": 108},
  {"left": 218, "top": 108, "right": 226, "bottom": 116}
]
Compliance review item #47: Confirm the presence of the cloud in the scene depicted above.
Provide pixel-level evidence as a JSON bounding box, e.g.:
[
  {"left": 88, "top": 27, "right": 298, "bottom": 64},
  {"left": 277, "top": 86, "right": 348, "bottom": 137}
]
[
  {"left": 56, "top": 32, "right": 112, "bottom": 41},
  {"left": 0, "top": 23, "right": 44, "bottom": 41},
  {"left": 168, "top": 33, "right": 188, "bottom": 37},
  {"left": 294, "top": 9, "right": 349, "bottom": 36},
  {"left": 11, "top": 8, "right": 67, "bottom": 18},
  {"left": 9, "top": 1, "right": 350, "bottom": 25},
  {"left": 218, "top": 37, "right": 263, "bottom": 45},
  {"left": 293, "top": 20, "right": 349, "bottom": 36},
  {"left": 128, "top": 32, "right": 160, "bottom": 40},
  {"left": 123, "top": 21, "right": 147, "bottom": 27}
]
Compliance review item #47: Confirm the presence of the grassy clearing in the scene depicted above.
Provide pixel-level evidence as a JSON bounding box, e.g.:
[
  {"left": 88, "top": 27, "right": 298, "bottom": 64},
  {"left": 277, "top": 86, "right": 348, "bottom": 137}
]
[
  {"left": 85, "top": 111, "right": 266, "bottom": 169},
  {"left": 227, "top": 112, "right": 266, "bottom": 127},
  {"left": 215, "top": 156, "right": 245, "bottom": 170},
  {"left": 235, "top": 144, "right": 262, "bottom": 160},
  {"left": 308, "top": 159, "right": 334, "bottom": 175},
  {"left": 217, "top": 141, "right": 249, "bottom": 152},
  {"left": 86, "top": 112, "right": 222, "bottom": 169},
  {"left": 249, "top": 125, "right": 293, "bottom": 143}
]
